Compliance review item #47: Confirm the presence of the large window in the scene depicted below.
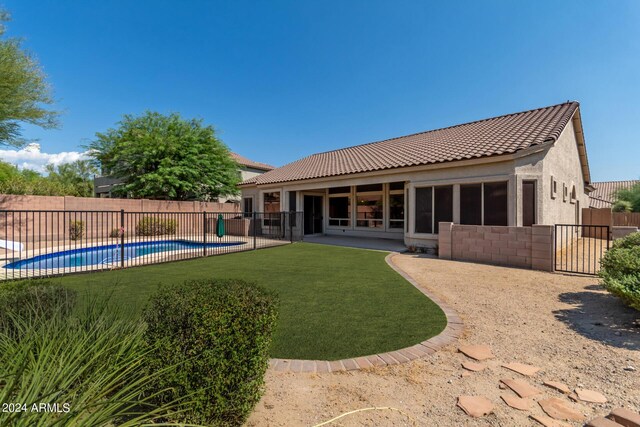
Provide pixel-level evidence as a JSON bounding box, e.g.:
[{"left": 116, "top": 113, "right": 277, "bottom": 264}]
[
  {"left": 242, "top": 197, "right": 253, "bottom": 217},
  {"left": 434, "top": 186, "right": 453, "bottom": 233},
  {"left": 414, "top": 187, "right": 433, "bottom": 233},
  {"left": 388, "top": 182, "right": 404, "bottom": 229},
  {"left": 460, "top": 184, "right": 482, "bottom": 225},
  {"left": 329, "top": 187, "right": 351, "bottom": 227},
  {"left": 263, "top": 192, "right": 281, "bottom": 227},
  {"left": 356, "top": 184, "right": 383, "bottom": 228},
  {"left": 522, "top": 181, "right": 536, "bottom": 226},
  {"left": 483, "top": 182, "right": 508, "bottom": 226},
  {"left": 414, "top": 185, "right": 453, "bottom": 234},
  {"left": 460, "top": 182, "right": 509, "bottom": 226}
]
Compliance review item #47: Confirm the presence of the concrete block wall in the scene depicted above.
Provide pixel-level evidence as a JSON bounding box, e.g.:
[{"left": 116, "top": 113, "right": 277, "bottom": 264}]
[
  {"left": 0, "top": 194, "right": 240, "bottom": 246},
  {"left": 438, "top": 222, "right": 554, "bottom": 271},
  {"left": 612, "top": 226, "right": 639, "bottom": 240}
]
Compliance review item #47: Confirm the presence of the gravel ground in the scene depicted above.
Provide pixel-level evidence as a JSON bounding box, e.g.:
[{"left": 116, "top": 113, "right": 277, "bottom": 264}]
[{"left": 246, "top": 254, "right": 639, "bottom": 427}]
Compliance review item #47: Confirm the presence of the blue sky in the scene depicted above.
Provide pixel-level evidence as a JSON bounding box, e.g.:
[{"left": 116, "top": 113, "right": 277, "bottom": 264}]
[{"left": 1, "top": 0, "right": 639, "bottom": 181}]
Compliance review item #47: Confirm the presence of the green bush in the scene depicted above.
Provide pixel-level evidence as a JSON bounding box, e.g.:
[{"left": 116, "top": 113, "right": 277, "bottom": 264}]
[
  {"left": 599, "top": 232, "right": 640, "bottom": 310},
  {"left": 69, "top": 220, "right": 85, "bottom": 240},
  {"left": 0, "top": 280, "right": 76, "bottom": 338},
  {"left": 612, "top": 200, "right": 633, "bottom": 212},
  {"left": 136, "top": 217, "right": 177, "bottom": 236},
  {"left": 142, "top": 279, "right": 279, "bottom": 426},
  {"left": 0, "top": 298, "right": 185, "bottom": 426}
]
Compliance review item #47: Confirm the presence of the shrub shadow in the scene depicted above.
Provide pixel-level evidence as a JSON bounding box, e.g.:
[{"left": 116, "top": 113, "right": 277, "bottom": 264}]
[{"left": 554, "top": 286, "right": 640, "bottom": 350}]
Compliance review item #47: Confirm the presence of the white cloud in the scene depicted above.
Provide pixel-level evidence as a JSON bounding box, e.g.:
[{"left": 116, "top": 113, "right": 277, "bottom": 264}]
[{"left": 0, "top": 143, "right": 89, "bottom": 173}]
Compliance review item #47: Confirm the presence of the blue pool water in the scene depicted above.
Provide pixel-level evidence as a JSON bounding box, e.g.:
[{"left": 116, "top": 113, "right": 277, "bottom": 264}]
[{"left": 3, "top": 240, "right": 245, "bottom": 270}]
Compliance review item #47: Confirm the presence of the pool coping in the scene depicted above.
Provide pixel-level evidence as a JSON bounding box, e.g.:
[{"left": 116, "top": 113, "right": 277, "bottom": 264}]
[{"left": 268, "top": 252, "right": 464, "bottom": 373}]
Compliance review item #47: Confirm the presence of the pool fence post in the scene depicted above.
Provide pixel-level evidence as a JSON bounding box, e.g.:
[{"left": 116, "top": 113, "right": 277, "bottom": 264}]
[
  {"left": 289, "top": 211, "right": 293, "bottom": 243},
  {"left": 120, "top": 209, "right": 125, "bottom": 269},
  {"left": 253, "top": 211, "right": 257, "bottom": 250},
  {"left": 203, "top": 211, "right": 207, "bottom": 257}
]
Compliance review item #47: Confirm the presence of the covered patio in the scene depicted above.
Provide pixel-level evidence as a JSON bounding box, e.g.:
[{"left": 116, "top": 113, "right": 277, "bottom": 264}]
[{"left": 303, "top": 235, "right": 407, "bottom": 252}]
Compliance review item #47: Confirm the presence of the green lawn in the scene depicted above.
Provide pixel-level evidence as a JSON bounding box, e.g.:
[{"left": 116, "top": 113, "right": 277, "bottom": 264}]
[{"left": 49, "top": 243, "right": 446, "bottom": 360}]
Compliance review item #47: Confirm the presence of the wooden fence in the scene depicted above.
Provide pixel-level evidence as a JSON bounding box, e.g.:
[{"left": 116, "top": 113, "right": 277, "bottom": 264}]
[{"left": 582, "top": 208, "right": 640, "bottom": 227}]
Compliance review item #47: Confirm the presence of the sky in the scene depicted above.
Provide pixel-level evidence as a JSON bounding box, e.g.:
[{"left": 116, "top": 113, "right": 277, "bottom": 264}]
[{"left": 1, "top": 0, "right": 639, "bottom": 181}]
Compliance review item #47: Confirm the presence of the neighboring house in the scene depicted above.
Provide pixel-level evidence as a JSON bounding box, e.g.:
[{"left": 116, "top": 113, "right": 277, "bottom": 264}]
[
  {"left": 240, "top": 101, "right": 591, "bottom": 248},
  {"left": 94, "top": 152, "right": 274, "bottom": 201},
  {"left": 589, "top": 180, "right": 640, "bottom": 209}
]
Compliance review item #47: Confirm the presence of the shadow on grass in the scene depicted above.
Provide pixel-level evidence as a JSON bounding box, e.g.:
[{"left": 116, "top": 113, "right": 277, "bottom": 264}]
[{"left": 554, "top": 286, "right": 640, "bottom": 351}]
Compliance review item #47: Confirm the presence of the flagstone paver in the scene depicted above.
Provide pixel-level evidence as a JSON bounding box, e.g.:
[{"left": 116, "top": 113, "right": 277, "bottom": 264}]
[
  {"left": 458, "top": 344, "right": 494, "bottom": 361},
  {"left": 500, "top": 378, "right": 543, "bottom": 398},
  {"left": 575, "top": 388, "right": 608, "bottom": 404},
  {"left": 586, "top": 417, "right": 625, "bottom": 427},
  {"left": 457, "top": 396, "right": 494, "bottom": 417},
  {"left": 608, "top": 407, "right": 640, "bottom": 427},
  {"left": 501, "top": 394, "right": 532, "bottom": 411},
  {"left": 530, "top": 414, "right": 572, "bottom": 427},
  {"left": 266, "top": 253, "right": 463, "bottom": 373},
  {"left": 462, "top": 361, "right": 487, "bottom": 372},
  {"left": 502, "top": 362, "right": 541, "bottom": 376},
  {"left": 538, "top": 397, "right": 584, "bottom": 422},
  {"left": 543, "top": 380, "right": 571, "bottom": 394}
]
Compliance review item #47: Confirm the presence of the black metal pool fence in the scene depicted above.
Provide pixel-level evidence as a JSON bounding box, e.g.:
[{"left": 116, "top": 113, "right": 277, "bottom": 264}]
[{"left": 0, "top": 210, "right": 304, "bottom": 279}]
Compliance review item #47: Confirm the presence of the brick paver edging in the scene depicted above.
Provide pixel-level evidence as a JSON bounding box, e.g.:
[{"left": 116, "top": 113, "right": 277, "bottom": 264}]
[{"left": 268, "top": 253, "right": 464, "bottom": 373}]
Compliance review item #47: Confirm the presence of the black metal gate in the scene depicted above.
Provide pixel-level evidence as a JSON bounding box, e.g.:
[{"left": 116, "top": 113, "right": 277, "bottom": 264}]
[{"left": 554, "top": 224, "right": 610, "bottom": 275}]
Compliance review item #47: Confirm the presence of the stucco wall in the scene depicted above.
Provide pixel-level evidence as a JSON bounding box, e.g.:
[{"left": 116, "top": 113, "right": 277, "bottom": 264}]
[{"left": 540, "top": 119, "right": 589, "bottom": 225}]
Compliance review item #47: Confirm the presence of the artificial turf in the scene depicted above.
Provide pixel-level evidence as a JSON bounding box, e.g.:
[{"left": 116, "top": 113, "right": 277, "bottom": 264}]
[{"left": 48, "top": 243, "right": 447, "bottom": 360}]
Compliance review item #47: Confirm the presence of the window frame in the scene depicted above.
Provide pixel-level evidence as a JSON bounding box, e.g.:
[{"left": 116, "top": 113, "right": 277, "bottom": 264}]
[
  {"left": 388, "top": 183, "right": 405, "bottom": 231},
  {"left": 328, "top": 188, "right": 352, "bottom": 228},
  {"left": 355, "top": 188, "right": 384, "bottom": 229},
  {"left": 262, "top": 191, "right": 281, "bottom": 227},
  {"left": 242, "top": 196, "right": 254, "bottom": 218},
  {"left": 413, "top": 184, "right": 453, "bottom": 235}
]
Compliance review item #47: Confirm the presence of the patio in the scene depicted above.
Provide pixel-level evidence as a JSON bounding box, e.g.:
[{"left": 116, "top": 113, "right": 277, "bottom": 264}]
[{"left": 303, "top": 235, "right": 407, "bottom": 252}]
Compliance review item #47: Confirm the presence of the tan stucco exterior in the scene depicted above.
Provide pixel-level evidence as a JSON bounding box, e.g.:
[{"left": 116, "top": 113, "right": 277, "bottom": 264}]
[{"left": 241, "top": 111, "right": 590, "bottom": 249}]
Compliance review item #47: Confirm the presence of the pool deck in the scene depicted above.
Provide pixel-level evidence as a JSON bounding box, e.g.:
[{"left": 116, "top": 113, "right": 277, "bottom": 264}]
[{"left": 0, "top": 235, "right": 289, "bottom": 279}]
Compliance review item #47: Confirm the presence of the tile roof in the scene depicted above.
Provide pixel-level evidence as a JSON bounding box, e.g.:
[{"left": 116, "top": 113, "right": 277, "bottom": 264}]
[
  {"left": 230, "top": 152, "right": 274, "bottom": 171},
  {"left": 589, "top": 180, "right": 640, "bottom": 208},
  {"left": 242, "top": 102, "right": 580, "bottom": 186}
]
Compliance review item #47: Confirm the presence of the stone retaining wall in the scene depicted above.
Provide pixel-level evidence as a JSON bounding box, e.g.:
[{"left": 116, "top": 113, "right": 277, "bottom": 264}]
[{"left": 438, "top": 222, "right": 554, "bottom": 271}]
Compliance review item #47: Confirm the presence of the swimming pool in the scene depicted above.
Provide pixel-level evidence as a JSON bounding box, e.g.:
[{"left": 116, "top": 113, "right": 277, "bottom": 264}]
[{"left": 3, "top": 240, "right": 245, "bottom": 270}]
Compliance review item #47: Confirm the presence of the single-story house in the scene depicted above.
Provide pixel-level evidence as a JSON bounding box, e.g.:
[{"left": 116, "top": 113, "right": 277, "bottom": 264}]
[
  {"left": 589, "top": 180, "right": 639, "bottom": 209},
  {"left": 240, "top": 101, "right": 592, "bottom": 248},
  {"left": 94, "top": 151, "right": 274, "bottom": 202}
]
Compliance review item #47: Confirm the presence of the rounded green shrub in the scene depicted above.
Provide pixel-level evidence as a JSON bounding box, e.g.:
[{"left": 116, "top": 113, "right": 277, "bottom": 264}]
[
  {"left": 142, "top": 279, "right": 279, "bottom": 426},
  {"left": 599, "top": 232, "right": 640, "bottom": 310},
  {"left": 135, "top": 217, "right": 177, "bottom": 236}
]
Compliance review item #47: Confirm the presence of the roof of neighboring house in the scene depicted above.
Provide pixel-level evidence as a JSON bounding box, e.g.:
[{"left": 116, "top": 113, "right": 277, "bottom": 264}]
[
  {"left": 230, "top": 152, "right": 274, "bottom": 171},
  {"left": 241, "top": 101, "right": 583, "bottom": 186},
  {"left": 589, "top": 180, "right": 640, "bottom": 208}
]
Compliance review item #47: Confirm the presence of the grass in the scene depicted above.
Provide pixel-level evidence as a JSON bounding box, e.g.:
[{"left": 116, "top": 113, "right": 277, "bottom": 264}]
[{"left": 46, "top": 243, "right": 446, "bottom": 360}]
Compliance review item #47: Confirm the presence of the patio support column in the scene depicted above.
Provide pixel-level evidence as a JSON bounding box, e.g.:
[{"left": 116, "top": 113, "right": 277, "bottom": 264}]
[
  {"left": 438, "top": 222, "right": 453, "bottom": 260},
  {"left": 452, "top": 184, "right": 460, "bottom": 224}
]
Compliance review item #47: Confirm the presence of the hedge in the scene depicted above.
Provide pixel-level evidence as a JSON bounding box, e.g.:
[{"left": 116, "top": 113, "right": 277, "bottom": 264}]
[
  {"left": 142, "top": 279, "right": 279, "bottom": 426},
  {"left": 599, "top": 232, "right": 640, "bottom": 311}
]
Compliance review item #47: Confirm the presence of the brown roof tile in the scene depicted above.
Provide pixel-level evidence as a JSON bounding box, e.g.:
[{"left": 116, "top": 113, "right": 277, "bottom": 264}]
[
  {"left": 230, "top": 152, "right": 274, "bottom": 171},
  {"left": 589, "top": 180, "right": 640, "bottom": 208},
  {"left": 243, "top": 102, "right": 580, "bottom": 186}
]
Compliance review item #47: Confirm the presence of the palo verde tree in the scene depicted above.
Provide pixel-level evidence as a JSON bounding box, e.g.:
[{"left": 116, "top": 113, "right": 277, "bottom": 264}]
[
  {"left": 88, "top": 112, "right": 240, "bottom": 200},
  {"left": 0, "top": 9, "right": 59, "bottom": 146}
]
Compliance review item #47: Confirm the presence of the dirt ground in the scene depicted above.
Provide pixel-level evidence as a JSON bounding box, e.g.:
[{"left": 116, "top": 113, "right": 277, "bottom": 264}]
[{"left": 246, "top": 254, "right": 639, "bottom": 427}]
